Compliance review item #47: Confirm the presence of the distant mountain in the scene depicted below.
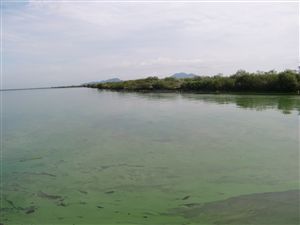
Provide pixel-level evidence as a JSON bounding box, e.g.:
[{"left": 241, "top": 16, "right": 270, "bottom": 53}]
[
  {"left": 171, "top": 72, "right": 197, "bottom": 79},
  {"left": 84, "top": 78, "right": 122, "bottom": 85},
  {"left": 101, "top": 78, "right": 122, "bottom": 83}
]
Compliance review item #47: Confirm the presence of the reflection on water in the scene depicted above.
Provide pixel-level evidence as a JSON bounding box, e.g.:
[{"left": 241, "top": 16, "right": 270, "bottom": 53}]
[
  {"left": 2, "top": 88, "right": 299, "bottom": 224},
  {"left": 181, "top": 94, "right": 300, "bottom": 114},
  {"left": 108, "top": 90, "right": 300, "bottom": 114}
]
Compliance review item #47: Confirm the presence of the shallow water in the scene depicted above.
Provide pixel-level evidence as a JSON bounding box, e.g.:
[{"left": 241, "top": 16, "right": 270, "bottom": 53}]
[{"left": 1, "top": 88, "right": 299, "bottom": 224}]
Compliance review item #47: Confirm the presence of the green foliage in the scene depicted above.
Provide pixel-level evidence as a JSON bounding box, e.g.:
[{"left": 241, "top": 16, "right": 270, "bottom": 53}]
[
  {"left": 86, "top": 70, "right": 300, "bottom": 93},
  {"left": 278, "top": 70, "right": 298, "bottom": 91}
]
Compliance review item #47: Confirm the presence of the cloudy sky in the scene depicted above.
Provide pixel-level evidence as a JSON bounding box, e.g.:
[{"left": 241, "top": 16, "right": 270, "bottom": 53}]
[{"left": 2, "top": 1, "right": 298, "bottom": 88}]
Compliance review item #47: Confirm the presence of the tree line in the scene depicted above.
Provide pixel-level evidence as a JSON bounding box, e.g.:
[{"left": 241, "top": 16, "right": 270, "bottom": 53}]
[{"left": 84, "top": 70, "right": 300, "bottom": 93}]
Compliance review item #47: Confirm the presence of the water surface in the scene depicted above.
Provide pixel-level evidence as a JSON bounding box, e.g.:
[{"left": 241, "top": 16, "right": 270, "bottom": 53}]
[{"left": 2, "top": 88, "right": 299, "bottom": 224}]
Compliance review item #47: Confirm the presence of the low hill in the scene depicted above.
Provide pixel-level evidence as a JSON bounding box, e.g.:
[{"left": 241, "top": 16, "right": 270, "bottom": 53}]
[
  {"left": 84, "top": 78, "right": 122, "bottom": 85},
  {"left": 171, "top": 72, "right": 197, "bottom": 79}
]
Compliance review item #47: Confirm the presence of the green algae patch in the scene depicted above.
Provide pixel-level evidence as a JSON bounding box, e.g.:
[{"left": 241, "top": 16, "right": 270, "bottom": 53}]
[{"left": 169, "top": 190, "right": 300, "bottom": 224}]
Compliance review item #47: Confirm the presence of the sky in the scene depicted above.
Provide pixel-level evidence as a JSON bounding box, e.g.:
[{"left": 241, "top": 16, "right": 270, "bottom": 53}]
[{"left": 2, "top": 1, "right": 299, "bottom": 88}]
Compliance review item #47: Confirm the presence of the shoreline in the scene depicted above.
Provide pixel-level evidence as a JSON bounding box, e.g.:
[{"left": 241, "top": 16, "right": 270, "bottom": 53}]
[
  {"left": 0, "top": 86, "right": 82, "bottom": 92},
  {"left": 88, "top": 87, "right": 300, "bottom": 96},
  {"left": 2, "top": 85, "right": 299, "bottom": 95}
]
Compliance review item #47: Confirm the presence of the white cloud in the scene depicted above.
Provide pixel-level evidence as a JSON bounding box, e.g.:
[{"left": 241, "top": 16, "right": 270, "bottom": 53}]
[{"left": 3, "top": 1, "right": 298, "bottom": 88}]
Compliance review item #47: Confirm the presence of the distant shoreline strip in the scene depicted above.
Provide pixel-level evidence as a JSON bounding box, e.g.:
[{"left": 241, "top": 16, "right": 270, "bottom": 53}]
[{"left": 0, "top": 86, "right": 82, "bottom": 92}]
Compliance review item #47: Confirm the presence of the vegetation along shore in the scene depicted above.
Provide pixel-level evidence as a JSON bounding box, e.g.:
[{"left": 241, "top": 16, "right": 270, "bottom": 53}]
[{"left": 84, "top": 70, "right": 300, "bottom": 94}]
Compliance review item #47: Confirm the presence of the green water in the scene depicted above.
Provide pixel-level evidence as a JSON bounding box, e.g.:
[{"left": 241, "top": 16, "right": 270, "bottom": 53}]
[{"left": 1, "top": 88, "right": 299, "bottom": 225}]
